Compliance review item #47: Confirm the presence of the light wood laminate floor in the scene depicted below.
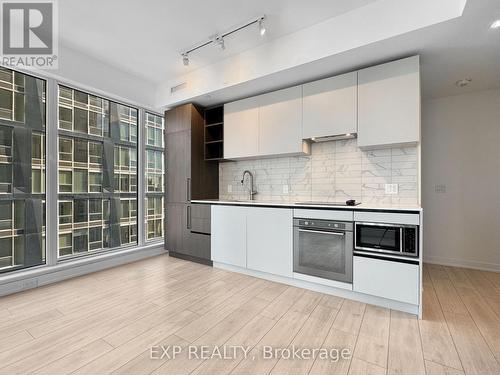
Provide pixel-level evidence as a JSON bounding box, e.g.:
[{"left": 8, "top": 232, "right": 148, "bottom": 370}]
[{"left": 0, "top": 255, "right": 499, "bottom": 374}]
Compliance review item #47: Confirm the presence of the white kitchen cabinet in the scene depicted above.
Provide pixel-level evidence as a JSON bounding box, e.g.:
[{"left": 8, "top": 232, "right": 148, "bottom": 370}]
[
  {"left": 302, "top": 72, "right": 357, "bottom": 139},
  {"left": 357, "top": 56, "right": 420, "bottom": 148},
  {"left": 258, "top": 86, "right": 305, "bottom": 156},
  {"left": 246, "top": 207, "right": 293, "bottom": 277},
  {"left": 353, "top": 256, "right": 419, "bottom": 305},
  {"left": 224, "top": 97, "right": 259, "bottom": 159},
  {"left": 211, "top": 205, "right": 247, "bottom": 268}
]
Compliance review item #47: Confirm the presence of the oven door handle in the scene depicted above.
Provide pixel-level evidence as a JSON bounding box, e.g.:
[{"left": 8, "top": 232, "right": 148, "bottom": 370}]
[{"left": 298, "top": 228, "right": 345, "bottom": 236}]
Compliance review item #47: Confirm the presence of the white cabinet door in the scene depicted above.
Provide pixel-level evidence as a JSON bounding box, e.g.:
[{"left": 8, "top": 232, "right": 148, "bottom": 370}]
[
  {"left": 357, "top": 56, "right": 420, "bottom": 148},
  {"left": 258, "top": 86, "right": 303, "bottom": 156},
  {"left": 211, "top": 205, "right": 247, "bottom": 268},
  {"left": 246, "top": 207, "right": 293, "bottom": 277},
  {"left": 224, "top": 97, "right": 259, "bottom": 159},
  {"left": 353, "top": 256, "right": 419, "bottom": 305},
  {"left": 302, "top": 72, "right": 357, "bottom": 139}
]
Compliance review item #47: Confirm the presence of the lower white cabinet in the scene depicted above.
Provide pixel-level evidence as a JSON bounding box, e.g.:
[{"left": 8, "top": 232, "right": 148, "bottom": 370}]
[
  {"left": 246, "top": 207, "right": 293, "bottom": 277},
  {"left": 353, "top": 256, "right": 419, "bottom": 305},
  {"left": 211, "top": 205, "right": 293, "bottom": 276},
  {"left": 211, "top": 205, "right": 247, "bottom": 268}
]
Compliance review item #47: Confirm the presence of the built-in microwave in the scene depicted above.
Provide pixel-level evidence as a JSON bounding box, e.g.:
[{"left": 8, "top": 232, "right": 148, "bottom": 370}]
[{"left": 354, "top": 222, "right": 418, "bottom": 258}]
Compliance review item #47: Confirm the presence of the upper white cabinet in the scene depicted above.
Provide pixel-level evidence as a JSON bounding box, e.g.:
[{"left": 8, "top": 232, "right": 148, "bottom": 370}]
[
  {"left": 258, "top": 86, "right": 304, "bottom": 156},
  {"left": 224, "top": 55, "right": 420, "bottom": 156},
  {"left": 211, "top": 205, "right": 247, "bottom": 268},
  {"left": 224, "top": 86, "right": 308, "bottom": 160},
  {"left": 357, "top": 56, "right": 420, "bottom": 148},
  {"left": 224, "top": 97, "right": 259, "bottom": 159},
  {"left": 246, "top": 207, "right": 293, "bottom": 277},
  {"left": 302, "top": 72, "right": 358, "bottom": 139}
]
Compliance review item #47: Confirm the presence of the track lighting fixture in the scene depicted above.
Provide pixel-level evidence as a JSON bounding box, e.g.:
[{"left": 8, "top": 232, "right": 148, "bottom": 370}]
[
  {"left": 259, "top": 17, "right": 266, "bottom": 36},
  {"left": 455, "top": 78, "right": 472, "bottom": 88},
  {"left": 180, "top": 14, "right": 266, "bottom": 66},
  {"left": 214, "top": 36, "right": 225, "bottom": 50}
]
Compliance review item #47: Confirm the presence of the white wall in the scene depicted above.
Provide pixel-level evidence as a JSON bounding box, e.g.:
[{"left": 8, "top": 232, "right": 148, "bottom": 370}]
[
  {"left": 422, "top": 88, "right": 500, "bottom": 271},
  {"left": 31, "top": 45, "right": 158, "bottom": 109}
]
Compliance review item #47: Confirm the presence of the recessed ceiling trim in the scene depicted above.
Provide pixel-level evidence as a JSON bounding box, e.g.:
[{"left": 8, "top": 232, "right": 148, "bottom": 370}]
[{"left": 158, "top": 0, "right": 469, "bottom": 108}]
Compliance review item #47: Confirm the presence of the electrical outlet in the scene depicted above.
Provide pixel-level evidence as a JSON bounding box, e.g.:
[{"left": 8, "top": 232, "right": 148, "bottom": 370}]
[
  {"left": 22, "top": 279, "right": 38, "bottom": 290},
  {"left": 435, "top": 184, "right": 446, "bottom": 193},
  {"left": 385, "top": 184, "right": 399, "bottom": 194},
  {"left": 283, "top": 185, "right": 289, "bottom": 194},
  {"left": 227, "top": 184, "right": 232, "bottom": 193}
]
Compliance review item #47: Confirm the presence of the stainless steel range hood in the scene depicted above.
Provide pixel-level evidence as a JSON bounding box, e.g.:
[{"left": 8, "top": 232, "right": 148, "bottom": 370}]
[{"left": 308, "top": 133, "right": 357, "bottom": 143}]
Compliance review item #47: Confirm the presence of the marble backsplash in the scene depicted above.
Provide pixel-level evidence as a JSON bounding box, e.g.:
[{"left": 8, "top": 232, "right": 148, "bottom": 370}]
[{"left": 219, "top": 139, "right": 419, "bottom": 206}]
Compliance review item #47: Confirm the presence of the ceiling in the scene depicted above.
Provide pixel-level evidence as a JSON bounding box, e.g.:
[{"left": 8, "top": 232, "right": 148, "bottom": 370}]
[
  {"left": 58, "top": 0, "right": 500, "bottom": 105},
  {"left": 59, "top": 0, "right": 377, "bottom": 85},
  {"left": 166, "top": 0, "right": 500, "bottom": 106}
]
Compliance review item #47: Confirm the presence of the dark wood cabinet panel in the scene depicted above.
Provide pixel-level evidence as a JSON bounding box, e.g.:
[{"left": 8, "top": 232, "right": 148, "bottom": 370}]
[
  {"left": 164, "top": 104, "right": 218, "bottom": 265},
  {"left": 187, "top": 231, "right": 211, "bottom": 261},
  {"left": 166, "top": 130, "right": 190, "bottom": 203},
  {"left": 165, "top": 104, "right": 192, "bottom": 134},
  {"left": 165, "top": 203, "right": 183, "bottom": 252},
  {"left": 167, "top": 203, "right": 211, "bottom": 264}
]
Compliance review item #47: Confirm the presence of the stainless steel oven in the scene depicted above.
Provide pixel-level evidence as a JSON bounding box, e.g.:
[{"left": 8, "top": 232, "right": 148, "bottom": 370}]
[
  {"left": 293, "top": 218, "right": 353, "bottom": 283},
  {"left": 354, "top": 222, "right": 418, "bottom": 258}
]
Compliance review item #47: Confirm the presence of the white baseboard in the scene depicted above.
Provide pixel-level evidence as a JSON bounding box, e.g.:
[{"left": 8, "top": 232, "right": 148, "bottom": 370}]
[
  {"left": 213, "top": 262, "right": 419, "bottom": 316},
  {"left": 424, "top": 255, "right": 500, "bottom": 272},
  {"left": 0, "top": 245, "right": 166, "bottom": 297}
]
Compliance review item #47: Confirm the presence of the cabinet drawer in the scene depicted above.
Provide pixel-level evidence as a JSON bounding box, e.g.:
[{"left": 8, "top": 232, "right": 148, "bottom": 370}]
[
  {"left": 190, "top": 204, "right": 211, "bottom": 234},
  {"left": 353, "top": 256, "right": 419, "bottom": 305},
  {"left": 293, "top": 209, "right": 353, "bottom": 221},
  {"left": 354, "top": 211, "right": 419, "bottom": 225}
]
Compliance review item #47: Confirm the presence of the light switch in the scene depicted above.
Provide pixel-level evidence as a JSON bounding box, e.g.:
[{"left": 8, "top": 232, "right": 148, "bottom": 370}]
[
  {"left": 283, "top": 185, "right": 289, "bottom": 194},
  {"left": 385, "top": 184, "right": 399, "bottom": 194},
  {"left": 227, "top": 184, "right": 232, "bottom": 193}
]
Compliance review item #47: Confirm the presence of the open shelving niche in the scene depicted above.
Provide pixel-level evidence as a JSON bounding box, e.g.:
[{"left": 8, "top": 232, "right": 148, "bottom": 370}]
[{"left": 204, "top": 105, "right": 224, "bottom": 161}]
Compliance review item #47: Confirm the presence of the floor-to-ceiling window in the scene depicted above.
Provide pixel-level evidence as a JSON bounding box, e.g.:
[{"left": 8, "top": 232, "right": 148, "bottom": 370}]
[
  {"left": 0, "top": 67, "right": 46, "bottom": 272},
  {"left": 57, "top": 86, "right": 138, "bottom": 258},
  {"left": 0, "top": 67, "right": 164, "bottom": 273},
  {"left": 145, "top": 112, "right": 164, "bottom": 241}
]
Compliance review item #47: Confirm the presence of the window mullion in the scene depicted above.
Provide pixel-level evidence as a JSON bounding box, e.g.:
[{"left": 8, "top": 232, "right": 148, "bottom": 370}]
[
  {"left": 138, "top": 108, "right": 145, "bottom": 247},
  {"left": 46, "top": 78, "right": 58, "bottom": 266}
]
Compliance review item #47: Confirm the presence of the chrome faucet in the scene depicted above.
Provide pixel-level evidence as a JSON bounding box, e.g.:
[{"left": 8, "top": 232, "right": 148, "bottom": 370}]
[{"left": 241, "top": 170, "right": 257, "bottom": 200}]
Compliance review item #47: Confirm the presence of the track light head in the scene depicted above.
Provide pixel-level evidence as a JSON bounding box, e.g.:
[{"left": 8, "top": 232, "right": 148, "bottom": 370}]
[
  {"left": 259, "top": 17, "right": 266, "bottom": 36},
  {"left": 182, "top": 54, "right": 189, "bottom": 66},
  {"left": 214, "top": 36, "right": 225, "bottom": 50}
]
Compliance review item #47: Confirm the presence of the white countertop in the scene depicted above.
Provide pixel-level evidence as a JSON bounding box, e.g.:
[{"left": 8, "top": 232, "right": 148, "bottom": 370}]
[{"left": 191, "top": 199, "right": 422, "bottom": 212}]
